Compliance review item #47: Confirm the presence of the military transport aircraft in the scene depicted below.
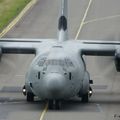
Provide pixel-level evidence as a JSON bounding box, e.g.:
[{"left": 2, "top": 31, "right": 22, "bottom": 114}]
[{"left": 0, "top": 0, "right": 120, "bottom": 109}]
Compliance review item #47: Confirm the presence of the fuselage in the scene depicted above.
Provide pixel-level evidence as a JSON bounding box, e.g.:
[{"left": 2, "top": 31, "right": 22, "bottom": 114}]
[
  {"left": 25, "top": 42, "right": 89, "bottom": 100},
  {"left": 24, "top": 0, "right": 90, "bottom": 101}
]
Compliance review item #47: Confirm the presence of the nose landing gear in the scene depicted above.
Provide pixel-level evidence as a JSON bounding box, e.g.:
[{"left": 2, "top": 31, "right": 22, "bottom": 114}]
[{"left": 48, "top": 100, "right": 62, "bottom": 110}]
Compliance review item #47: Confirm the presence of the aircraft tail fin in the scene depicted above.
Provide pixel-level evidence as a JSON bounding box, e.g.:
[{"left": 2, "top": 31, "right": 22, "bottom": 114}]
[{"left": 58, "top": 0, "right": 68, "bottom": 42}]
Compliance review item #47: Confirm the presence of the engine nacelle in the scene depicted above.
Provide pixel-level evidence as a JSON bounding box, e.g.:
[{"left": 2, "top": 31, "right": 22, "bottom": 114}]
[{"left": 115, "top": 50, "right": 120, "bottom": 72}]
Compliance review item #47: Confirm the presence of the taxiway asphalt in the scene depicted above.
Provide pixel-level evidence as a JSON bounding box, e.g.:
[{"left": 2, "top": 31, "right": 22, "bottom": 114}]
[{"left": 1, "top": 0, "right": 120, "bottom": 120}]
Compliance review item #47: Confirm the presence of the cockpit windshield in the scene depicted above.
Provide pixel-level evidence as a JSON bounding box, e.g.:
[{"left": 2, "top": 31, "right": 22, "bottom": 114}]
[{"left": 37, "top": 58, "right": 74, "bottom": 68}]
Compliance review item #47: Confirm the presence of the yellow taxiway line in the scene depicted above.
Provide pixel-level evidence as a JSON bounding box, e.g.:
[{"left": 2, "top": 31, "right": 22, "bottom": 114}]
[
  {"left": 39, "top": 0, "right": 93, "bottom": 118},
  {"left": 75, "top": 0, "right": 93, "bottom": 40},
  {"left": 0, "top": 0, "right": 37, "bottom": 38},
  {"left": 39, "top": 102, "right": 48, "bottom": 120},
  {"left": 39, "top": 0, "right": 93, "bottom": 120}
]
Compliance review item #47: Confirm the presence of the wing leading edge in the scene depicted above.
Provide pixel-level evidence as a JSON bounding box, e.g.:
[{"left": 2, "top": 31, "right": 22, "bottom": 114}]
[
  {"left": 0, "top": 38, "right": 55, "bottom": 54},
  {"left": 79, "top": 40, "right": 120, "bottom": 56}
]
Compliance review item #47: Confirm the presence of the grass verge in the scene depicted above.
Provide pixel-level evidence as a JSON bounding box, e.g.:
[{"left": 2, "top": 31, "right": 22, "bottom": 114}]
[{"left": 0, "top": 0, "right": 31, "bottom": 31}]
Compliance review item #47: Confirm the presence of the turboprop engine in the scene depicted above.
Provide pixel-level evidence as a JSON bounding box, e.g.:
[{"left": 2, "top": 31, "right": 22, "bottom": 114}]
[{"left": 115, "top": 49, "right": 120, "bottom": 72}]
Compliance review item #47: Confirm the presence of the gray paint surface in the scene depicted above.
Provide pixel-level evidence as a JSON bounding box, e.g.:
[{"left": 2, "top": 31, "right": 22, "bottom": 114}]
[{"left": 0, "top": 0, "right": 120, "bottom": 120}]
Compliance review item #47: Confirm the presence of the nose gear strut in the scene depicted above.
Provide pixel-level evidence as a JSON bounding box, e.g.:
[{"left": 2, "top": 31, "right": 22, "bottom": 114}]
[{"left": 48, "top": 100, "right": 62, "bottom": 110}]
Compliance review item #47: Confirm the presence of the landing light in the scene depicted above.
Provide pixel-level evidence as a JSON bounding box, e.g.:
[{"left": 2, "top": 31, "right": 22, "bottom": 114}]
[
  {"left": 89, "top": 90, "right": 93, "bottom": 97},
  {"left": 23, "top": 89, "right": 26, "bottom": 92},
  {"left": 89, "top": 91, "right": 92, "bottom": 94},
  {"left": 22, "top": 86, "right": 26, "bottom": 96}
]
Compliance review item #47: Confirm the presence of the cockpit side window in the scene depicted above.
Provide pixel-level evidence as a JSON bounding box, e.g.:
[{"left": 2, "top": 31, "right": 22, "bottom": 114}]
[
  {"left": 38, "top": 57, "right": 47, "bottom": 66},
  {"left": 65, "top": 58, "right": 74, "bottom": 67}
]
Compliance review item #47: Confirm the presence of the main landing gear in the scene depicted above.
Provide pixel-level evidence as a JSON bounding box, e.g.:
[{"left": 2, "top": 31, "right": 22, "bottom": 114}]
[
  {"left": 81, "top": 86, "right": 93, "bottom": 103},
  {"left": 22, "top": 85, "right": 34, "bottom": 102},
  {"left": 48, "top": 100, "right": 62, "bottom": 110},
  {"left": 81, "top": 92, "right": 89, "bottom": 103},
  {"left": 27, "top": 92, "right": 34, "bottom": 102}
]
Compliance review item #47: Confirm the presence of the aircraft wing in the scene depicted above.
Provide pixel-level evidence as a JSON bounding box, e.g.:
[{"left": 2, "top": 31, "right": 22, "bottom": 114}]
[
  {"left": 0, "top": 38, "right": 55, "bottom": 54},
  {"left": 78, "top": 40, "right": 120, "bottom": 56}
]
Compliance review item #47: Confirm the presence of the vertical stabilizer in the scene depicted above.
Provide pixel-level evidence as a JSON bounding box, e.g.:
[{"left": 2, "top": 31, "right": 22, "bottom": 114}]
[{"left": 58, "top": 0, "right": 68, "bottom": 42}]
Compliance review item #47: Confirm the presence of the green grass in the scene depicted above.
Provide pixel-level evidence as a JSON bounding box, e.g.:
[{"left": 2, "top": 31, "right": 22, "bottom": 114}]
[{"left": 0, "top": 0, "right": 31, "bottom": 31}]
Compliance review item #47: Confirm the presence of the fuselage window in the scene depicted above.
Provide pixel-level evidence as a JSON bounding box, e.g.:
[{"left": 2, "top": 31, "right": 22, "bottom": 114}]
[
  {"left": 38, "top": 72, "right": 41, "bottom": 79},
  {"left": 69, "top": 72, "right": 72, "bottom": 80}
]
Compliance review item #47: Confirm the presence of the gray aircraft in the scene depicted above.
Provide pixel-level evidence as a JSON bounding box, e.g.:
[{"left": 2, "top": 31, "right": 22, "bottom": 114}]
[{"left": 1, "top": 0, "right": 120, "bottom": 109}]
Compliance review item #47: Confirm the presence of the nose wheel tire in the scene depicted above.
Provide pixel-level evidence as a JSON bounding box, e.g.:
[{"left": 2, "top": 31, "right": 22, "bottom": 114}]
[
  {"left": 27, "top": 92, "right": 34, "bottom": 102},
  {"left": 81, "top": 93, "right": 89, "bottom": 103},
  {"left": 56, "top": 100, "right": 62, "bottom": 110},
  {"left": 48, "top": 100, "right": 54, "bottom": 109},
  {"left": 48, "top": 100, "right": 62, "bottom": 110}
]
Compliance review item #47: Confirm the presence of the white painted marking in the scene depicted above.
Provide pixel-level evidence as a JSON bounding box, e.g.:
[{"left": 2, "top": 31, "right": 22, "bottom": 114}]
[
  {"left": 96, "top": 104, "right": 102, "bottom": 112},
  {"left": 75, "top": 0, "right": 93, "bottom": 40}
]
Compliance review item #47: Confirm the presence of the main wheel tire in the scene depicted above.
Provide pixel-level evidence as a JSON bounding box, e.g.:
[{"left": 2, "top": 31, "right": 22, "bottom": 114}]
[
  {"left": 81, "top": 93, "right": 89, "bottom": 103},
  {"left": 27, "top": 92, "right": 34, "bottom": 102},
  {"left": 55, "top": 100, "right": 62, "bottom": 110}
]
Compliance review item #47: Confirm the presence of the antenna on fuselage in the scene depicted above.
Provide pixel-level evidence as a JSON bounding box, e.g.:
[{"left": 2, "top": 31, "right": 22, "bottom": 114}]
[{"left": 58, "top": 0, "right": 68, "bottom": 42}]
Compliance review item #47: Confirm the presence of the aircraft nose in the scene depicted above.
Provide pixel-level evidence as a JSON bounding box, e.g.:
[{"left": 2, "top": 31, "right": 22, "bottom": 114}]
[{"left": 44, "top": 73, "right": 65, "bottom": 98}]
